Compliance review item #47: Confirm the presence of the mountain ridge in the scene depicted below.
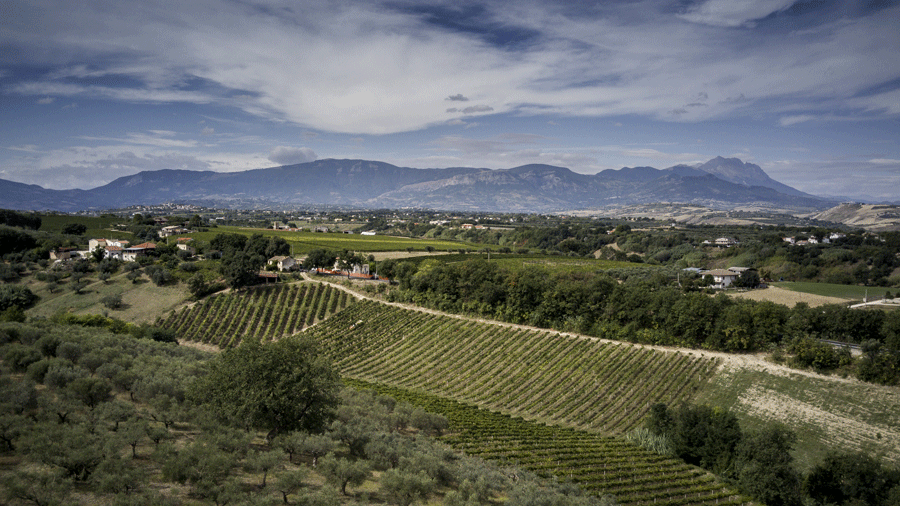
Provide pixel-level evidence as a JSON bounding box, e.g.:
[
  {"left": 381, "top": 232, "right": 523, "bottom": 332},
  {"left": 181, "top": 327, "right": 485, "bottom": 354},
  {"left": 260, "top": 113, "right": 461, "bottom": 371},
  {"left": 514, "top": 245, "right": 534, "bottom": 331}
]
[{"left": 0, "top": 157, "right": 834, "bottom": 213}]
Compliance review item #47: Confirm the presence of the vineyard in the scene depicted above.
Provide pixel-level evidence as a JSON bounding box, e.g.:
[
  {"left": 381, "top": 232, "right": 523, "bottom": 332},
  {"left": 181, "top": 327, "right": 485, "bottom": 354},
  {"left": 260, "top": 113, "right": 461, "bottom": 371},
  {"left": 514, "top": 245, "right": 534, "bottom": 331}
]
[
  {"left": 162, "top": 287, "right": 745, "bottom": 504},
  {"left": 160, "top": 282, "right": 352, "bottom": 347},
  {"left": 305, "top": 300, "right": 719, "bottom": 436},
  {"left": 346, "top": 379, "right": 748, "bottom": 506}
]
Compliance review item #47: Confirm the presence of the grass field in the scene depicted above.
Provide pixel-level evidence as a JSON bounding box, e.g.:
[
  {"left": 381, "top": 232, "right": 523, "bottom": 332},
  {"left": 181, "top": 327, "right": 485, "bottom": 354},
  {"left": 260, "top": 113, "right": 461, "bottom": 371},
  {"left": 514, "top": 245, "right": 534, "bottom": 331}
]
[
  {"left": 182, "top": 226, "right": 473, "bottom": 255},
  {"left": 24, "top": 270, "right": 190, "bottom": 324},
  {"left": 392, "top": 252, "right": 644, "bottom": 273},
  {"left": 773, "top": 281, "right": 894, "bottom": 300},
  {"left": 38, "top": 213, "right": 133, "bottom": 241},
  {"left": 694, "top": 362, "right": 900, "bottom": 472}
]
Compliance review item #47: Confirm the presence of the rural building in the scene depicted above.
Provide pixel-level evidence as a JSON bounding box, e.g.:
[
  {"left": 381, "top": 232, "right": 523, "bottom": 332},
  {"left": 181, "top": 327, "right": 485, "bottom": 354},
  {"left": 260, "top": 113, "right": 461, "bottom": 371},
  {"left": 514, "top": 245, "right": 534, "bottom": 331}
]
[
  {"left": 104, "top": 246, "right": 124, "bottom": 261},
  {"left": 714, "top": 237, "right": 738, "bottom": 247},
  {"left": 269, "top": 256, "right": 296, "bottom": 271},
  {"left": 360, "top": 231, "right": 376, "bottom": 236},
  {"left": 176, "top": 238, "right": 196, "bottom": 256},
  {"left": 123, "top": 242, "right": 156, "bottom": 261},
  {"left": 700, "top": 268, "right": 740, "bottom": 288},
  {"left": 159, "top": 225, "right": 192, "bottom": 237},
  {"left": 89, "top": 238, "right": 130, "bottom": 251},
  {"left": 50, "top": 247, "right": 77, "bottom": 261}
]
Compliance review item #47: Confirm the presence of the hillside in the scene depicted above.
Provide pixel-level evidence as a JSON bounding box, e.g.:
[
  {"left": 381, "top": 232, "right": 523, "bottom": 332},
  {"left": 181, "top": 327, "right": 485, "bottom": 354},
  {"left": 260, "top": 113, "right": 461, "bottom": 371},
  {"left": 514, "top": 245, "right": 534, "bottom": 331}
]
[
  {"left": 0, "top": 156, "right": 834, "bottom": 213},
  {"left": 812, "top": 202, "right": 900, "bottom": 231},
  {"left": 164, "top": 280, "right": 900, "bottom": 477}
]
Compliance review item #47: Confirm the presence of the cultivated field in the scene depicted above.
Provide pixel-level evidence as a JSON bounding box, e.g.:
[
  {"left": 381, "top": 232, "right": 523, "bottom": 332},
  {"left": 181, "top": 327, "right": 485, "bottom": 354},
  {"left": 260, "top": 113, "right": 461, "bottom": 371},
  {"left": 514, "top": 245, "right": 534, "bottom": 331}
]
[{"left": 727, "top": 285, "right": 848, "bottom": 308}]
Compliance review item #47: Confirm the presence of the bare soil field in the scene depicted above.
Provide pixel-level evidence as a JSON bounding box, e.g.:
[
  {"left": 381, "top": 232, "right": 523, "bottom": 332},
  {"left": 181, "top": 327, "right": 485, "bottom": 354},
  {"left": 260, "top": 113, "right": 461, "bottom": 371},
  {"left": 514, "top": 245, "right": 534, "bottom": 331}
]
[{"left": 728, "top": 285, "right": 847, "bottom": 307}]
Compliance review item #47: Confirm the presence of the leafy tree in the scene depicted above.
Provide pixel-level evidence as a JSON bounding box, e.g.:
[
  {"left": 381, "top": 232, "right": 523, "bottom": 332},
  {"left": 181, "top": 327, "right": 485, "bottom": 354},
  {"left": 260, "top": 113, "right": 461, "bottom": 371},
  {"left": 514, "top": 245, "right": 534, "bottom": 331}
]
[
  {"left": 274, "top": 469, "right": 307, "bottom": 504},
  {"left": 244, "top": 449, "right": 284, "bottom": 487},
  {"left": 101, "top": 293, "right": 124, "bottom": 310},
  {"left": 220, "top": 248, "right": 265, "bottom": 289},
  {"left": 304, "top": 249, "right": 337, "bottom": 270},
  {"left": 2, "top": 469, "right": 73, "bottom": 505},
  {"left": 0, "top": 226, "right": 37, "bottom": 255},
  {"left": 318, "top": 453, "right": 371, "bottom": 495},
  {"left": 381, "top": 469, "right": 435, "bottom": 506},
  {"left": 68, "top": 377, "right": 113, "bottom": 409},
  {"left": 189, "top": 336, "right": 340, "bottom": 438},
  {"left": 0, "top": 209, "right": 41, "bottom": 229},
  {"left": 805, "top": 451, "right": 899, "bottom": 505},
  {"left": 0, "top": 284, "right": 38, "bottom": 311},
  {"left": 733, "top": 426, "right": 802, "bottom": 506},
  {"left": 23, "top": 421, "right": 106, "bottom": 481}
]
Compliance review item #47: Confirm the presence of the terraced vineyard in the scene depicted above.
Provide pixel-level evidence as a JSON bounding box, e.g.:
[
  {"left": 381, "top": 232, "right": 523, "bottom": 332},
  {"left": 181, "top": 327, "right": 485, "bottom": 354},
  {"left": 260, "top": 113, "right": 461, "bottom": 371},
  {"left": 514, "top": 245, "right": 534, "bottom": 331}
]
[
  {"left": 347, "top": 379, "right": 748, "bottom": 506},
  {"left": 306, "top": 300, "right": 719, "bottom": 435},
  {"left": 160, "top": 282, "right": 352, "bottom": 347}
]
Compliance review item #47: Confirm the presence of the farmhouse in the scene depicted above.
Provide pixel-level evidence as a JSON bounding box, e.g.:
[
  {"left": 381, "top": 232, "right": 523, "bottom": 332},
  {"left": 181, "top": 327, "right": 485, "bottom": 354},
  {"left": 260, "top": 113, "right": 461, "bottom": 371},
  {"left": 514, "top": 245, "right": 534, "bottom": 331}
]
[
  {"left": 123, "top": 242, "right": 156, "bottom": 261},
  {"left": 700, "top": 268, "right": 740, "bottom": 289},
  {"left": 176, "top": 238, "right": 195, "bottom": 256},
  {"left": 269, "top": 256, "right": 296, "bottom": 271},
  {"left": 49, "top": 247, "right": 78, "bottom": 261},
  {"left": 159, "top": 225, "right": 192, "bottom": 238}
]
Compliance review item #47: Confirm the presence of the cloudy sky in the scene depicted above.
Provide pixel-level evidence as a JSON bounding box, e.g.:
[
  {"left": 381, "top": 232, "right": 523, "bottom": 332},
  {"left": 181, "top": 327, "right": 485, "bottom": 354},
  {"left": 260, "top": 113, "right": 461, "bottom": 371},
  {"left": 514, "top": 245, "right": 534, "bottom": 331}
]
[{"left": 1, "top": 0, "right": 898, "bottom": 200}]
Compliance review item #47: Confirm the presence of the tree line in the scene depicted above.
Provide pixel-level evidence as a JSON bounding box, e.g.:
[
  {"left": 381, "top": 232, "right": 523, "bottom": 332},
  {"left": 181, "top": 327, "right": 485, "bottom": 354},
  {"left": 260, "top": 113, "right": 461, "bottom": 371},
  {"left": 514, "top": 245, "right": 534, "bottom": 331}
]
[
  {"left": 382, "top": 258, "right": 900, "bottom": 385},
  {"left": 640, "top": 403, "right": 900, "bottom": 506}
]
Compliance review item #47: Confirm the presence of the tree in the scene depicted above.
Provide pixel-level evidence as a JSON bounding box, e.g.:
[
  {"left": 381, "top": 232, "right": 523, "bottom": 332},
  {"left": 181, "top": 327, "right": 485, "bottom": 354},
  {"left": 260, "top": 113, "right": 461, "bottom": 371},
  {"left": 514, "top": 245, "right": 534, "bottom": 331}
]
[
  {"left": 62, "top": 223, "right": 88, "bottom": 235},
  {"left": 733, "top": 426, "right": 802, "bottom": 506},
  {"left": 101, "top": 293, "right": 124, "bottom": 310},
  {"left": 274, "top": 469, "right": 307, "bottom": 504},
  {"left": 0, "top": 284, "right": 38, "bottom": 311},
  {"left": 244, "top": 449, "right": 284, "bottom": 487},
  {"left": 380, "top": 469, "right": 435, "bottom": 506},
  {"left": 220, "top": 249, "right": 264, "bottom": 289},
  {"left": 304, "top": 249, "right": 337, "bottom": 270},
  {"left": 318, "top": 453, "right": 371, "bottom": 495},
  {"left": 189, "top": 336, "right": 340, "bottom": 438}
]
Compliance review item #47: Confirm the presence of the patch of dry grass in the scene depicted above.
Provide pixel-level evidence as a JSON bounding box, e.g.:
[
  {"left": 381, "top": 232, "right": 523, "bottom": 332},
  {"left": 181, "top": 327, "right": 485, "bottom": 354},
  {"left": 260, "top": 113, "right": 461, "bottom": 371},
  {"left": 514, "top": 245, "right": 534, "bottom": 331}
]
[{"left": 727, "top": 285, "right": 847, "bottom": 308}]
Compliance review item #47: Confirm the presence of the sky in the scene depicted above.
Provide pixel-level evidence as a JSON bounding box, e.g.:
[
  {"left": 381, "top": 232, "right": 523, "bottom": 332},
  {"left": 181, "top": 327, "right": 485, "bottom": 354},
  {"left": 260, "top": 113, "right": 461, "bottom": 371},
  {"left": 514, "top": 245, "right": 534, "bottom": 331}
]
[{"left": 1, "top": 0, "right": 899, "bottom": 201}]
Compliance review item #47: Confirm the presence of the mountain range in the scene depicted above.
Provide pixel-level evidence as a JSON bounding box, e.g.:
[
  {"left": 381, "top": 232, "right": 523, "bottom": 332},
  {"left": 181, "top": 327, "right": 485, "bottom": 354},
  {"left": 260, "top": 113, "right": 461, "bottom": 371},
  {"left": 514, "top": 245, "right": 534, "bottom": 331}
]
[{"left": 0, "top": 156, "right": 834, "bottom": 213}]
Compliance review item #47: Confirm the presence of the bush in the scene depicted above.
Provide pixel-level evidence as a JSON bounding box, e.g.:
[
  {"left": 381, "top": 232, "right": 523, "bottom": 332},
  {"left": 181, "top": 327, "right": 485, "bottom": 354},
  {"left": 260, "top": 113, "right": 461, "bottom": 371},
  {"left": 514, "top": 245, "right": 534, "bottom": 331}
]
[
  {"left": 0, "top": 284, "right": 38, "bottom": 311},
  {"left": 100, "top": 293, "right": 124, "bottom": 310}
]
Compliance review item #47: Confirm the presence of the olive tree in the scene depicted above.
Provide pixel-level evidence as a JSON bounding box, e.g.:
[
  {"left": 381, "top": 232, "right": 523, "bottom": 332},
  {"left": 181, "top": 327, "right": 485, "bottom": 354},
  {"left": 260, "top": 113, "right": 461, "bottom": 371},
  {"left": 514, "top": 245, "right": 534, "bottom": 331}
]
[{"left": 189, "top": 336, "right": 340, "bottom": 438}]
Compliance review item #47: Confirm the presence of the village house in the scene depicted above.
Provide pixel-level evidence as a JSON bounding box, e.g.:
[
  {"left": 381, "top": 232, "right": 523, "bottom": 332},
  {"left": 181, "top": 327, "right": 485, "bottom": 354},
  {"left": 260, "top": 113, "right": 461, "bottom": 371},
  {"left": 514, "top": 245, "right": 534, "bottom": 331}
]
[
  {"left": 269, "top": 256, "right": 296, "bottom": 272},
  {"left": 123, "top": 242, "right": 156, "bottom": 262},
  {"left": 700, "top": 268, "right": 740, "bottom": 289},
  {"left": 89, "top": 238, "right": 130, "bottom": 251},
  {"left": 159, "top": 225, "right": 192, "bottom": 238},
  {"left": 714, "top": 237, "right": 738, "bottom": 247},
  {"left": 49, "top": 247, "right": 78, "bottom": 261},
  {"left": 176, "top": 238, "right": 195, "bottom": 256}
]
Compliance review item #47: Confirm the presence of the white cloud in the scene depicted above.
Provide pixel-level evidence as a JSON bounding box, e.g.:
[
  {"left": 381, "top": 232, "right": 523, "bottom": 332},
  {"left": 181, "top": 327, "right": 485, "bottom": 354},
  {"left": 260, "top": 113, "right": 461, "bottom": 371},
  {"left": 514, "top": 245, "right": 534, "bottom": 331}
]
[
  {"left": 37, "top": 97, "right": 54, "bottom": 104},
  {"left": 779, "top": 115, "right": 816, "bottom": 126},
  {"left": 268, "top": 146, "right": 317, "bottom": 166},
  {"left": 677, "top": 0, "right": 797, "bottom": 27}
]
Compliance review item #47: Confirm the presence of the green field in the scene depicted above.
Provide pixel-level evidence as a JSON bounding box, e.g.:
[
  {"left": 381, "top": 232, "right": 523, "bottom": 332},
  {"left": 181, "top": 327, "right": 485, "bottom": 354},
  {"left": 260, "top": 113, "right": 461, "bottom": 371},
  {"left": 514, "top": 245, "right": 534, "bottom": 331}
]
[
  {"left": 37, "top": 213, "right": 133, "bottom": 240},
  {"left": 773, "top": 281, "right": 894, "bottom": 300},
  {"left": 182, "top": 226, "right": 473, "bottom": 255},
  {"left": 394, "top": 252, "right": 644, "bottom": 273}
]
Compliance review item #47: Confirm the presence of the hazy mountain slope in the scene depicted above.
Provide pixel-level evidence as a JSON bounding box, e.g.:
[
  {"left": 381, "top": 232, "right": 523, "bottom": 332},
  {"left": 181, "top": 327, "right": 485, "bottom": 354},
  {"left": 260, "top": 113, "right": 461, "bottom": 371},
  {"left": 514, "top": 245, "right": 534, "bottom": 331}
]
[{"left": 0, "top": 157, "right": 833, "bottom": 212}]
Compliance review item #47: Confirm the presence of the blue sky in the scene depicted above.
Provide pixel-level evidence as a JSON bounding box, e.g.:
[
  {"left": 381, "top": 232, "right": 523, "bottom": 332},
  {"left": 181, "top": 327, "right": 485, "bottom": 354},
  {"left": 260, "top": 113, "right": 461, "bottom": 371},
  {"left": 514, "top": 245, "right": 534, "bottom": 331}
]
[{"left": 1, "top": 0, "right": 898, "bottom": 201}]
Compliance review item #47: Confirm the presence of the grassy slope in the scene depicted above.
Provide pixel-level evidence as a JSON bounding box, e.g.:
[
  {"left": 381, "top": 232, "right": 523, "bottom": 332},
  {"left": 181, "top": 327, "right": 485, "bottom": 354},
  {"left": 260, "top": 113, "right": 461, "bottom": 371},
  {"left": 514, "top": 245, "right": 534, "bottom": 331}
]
[
  {"left": 773, "top": 281, "right": 894, "bottom": 300},
  {"left": 24, "top": 271, "right": 189, "bottom": 324},
  {"left": 693, "top": 360, "right": 900, "bottom": 473}
]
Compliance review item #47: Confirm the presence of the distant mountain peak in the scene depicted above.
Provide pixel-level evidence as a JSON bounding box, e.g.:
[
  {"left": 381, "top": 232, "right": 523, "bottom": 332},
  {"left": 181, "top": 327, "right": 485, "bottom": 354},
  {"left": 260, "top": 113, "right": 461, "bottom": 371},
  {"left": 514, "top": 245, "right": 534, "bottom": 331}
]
[{"left": 0, "top": 156, "right": 831, "bottom": 212}]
